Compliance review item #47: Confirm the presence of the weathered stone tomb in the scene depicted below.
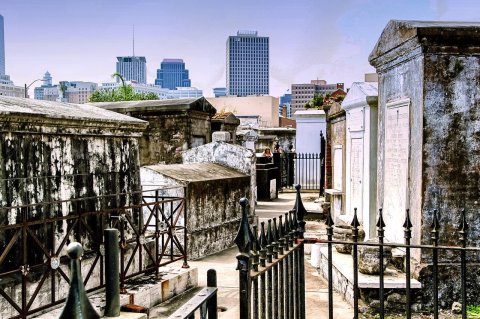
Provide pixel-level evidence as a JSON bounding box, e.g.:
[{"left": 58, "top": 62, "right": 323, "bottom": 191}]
[
  {"left": 141, "top": 162, "right": 251, "bottom": 259},
  {"left": 370, "top": 20, "right": 480, "bottom": 306},
  {"left": 93, "top": 97, "right": 216, "bottom": 165}
]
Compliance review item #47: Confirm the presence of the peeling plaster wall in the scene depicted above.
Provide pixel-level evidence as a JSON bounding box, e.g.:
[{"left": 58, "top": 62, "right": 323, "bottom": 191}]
[
  {"left": 0, "top": 118, "right": 144, "bottom": 270},
  {"left": 182, "top": 141, "right": 256, "bottom": 215},
  {"left": 370, "top": 20, "right": 480, "bottom": 307}
]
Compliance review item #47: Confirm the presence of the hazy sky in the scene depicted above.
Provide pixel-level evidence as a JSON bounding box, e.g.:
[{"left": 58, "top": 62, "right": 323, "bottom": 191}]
[{"left": 2, "top": 0, "right": 480, "bottom": 97}]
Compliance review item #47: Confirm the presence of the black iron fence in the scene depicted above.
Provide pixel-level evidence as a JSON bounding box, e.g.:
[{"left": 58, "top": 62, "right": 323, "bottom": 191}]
[
  {"left": 235, "top": 190, "right": 307, "bottom": 319},
  {"left": 0, "top": 187, "right": 187, "bottom": 319},
  {"left": 277, "top": 132, "right": 326, "bottom": 193},
  {"left": 235, "top": 185, "right": 480, "bottom": 319}
]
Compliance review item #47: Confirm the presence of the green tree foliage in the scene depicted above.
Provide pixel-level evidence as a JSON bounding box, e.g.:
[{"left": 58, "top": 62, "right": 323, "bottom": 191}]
[
  {"left": 305, "top": 93, "right": 324, "bottom": 109},
  {"left": 89, "top": 72, "right": 159, "bottom": 102}
]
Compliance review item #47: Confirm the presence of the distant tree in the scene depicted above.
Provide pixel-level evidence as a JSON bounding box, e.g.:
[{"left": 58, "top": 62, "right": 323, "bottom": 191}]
[
  {"left": 305, "top": 93, "right": 324, "bottom": 109},
  {"left": 89, "top": 73, "right": 159, "bottom": 102}
]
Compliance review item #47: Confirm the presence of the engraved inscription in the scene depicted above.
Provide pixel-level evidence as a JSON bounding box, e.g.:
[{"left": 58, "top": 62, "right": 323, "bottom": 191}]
[
  {"left": 384, "top": 102, "right": 409, "bottom": 243},
  {"left": 350, "top": 138, "right": 363, "bottom": 217},
  {"left": 333, "top": 147, "right": 343, "bottom": 191}
]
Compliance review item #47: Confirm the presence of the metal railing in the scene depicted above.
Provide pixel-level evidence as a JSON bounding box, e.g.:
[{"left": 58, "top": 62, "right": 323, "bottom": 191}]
[
  {"left": 235, "top": 185, "right": 307, "bottom": 319},
  {"left": 166, "top": 269, "right": 218, "bottom": 319},
  {"left": 308, "top": 206, "right": 480, "bottom": 319},
  {"left": 235, "top": 184, "right": 479, "bottom": 319},
  {"left": 278, "top": 153, "right": 325, "bottom": 191},
  {"left": 0, "top": 187, "right": 187, "bottom": 319}
]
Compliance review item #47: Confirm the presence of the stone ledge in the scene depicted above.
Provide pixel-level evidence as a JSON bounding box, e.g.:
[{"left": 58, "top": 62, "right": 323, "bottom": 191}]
[{"left": 313, "top": 244, "right": 421, "bottom": 305}]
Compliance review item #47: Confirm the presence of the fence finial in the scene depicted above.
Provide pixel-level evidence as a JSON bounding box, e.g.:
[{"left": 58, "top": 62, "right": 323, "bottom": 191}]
[
  {"left": 59, "top": 242, "right": 100, "bottom": 319},
  {"left": 376, "top": 208, "right": 386, "bottom": 228},
  {"left": 351, "top": 207, "right": 360, "bottom": 229},
  {"left": 403, "top": 208, "right": 413, "bottom": 230},
  {"left": 235, "top": 198, "right": 254, "bottom": 254},
  {"left": 430, "top": 209, "right": 440, "bottom": 241},
  {"left": 459, "top": 208, "right": 468, "bottom": 235}
]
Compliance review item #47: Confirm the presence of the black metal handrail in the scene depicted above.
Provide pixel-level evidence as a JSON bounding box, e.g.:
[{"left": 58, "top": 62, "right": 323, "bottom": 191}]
[{"left": 166, "top": 269, "right": 218, "bottom": 319}]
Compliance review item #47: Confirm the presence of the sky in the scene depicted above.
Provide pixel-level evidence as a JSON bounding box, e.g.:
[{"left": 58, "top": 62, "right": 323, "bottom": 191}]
[{"left": 2, "top": 0, "right": 480, "bottom": 97}]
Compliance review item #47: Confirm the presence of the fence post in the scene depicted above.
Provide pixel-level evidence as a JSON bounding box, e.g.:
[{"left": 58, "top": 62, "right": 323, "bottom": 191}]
[
  {"left": 59, "top": 242, "right": 100, "bottom": 319},
  {"left": 182, "top": 186, "right": 190, "bottom": 268},
  {"left": 104, "top": 228, "right": 120, "bottom": 317},
  {"left": 320, "top": 130, "right": 326, "bottom": 196},
  {"left": 287, "top": 143, "right": 295, "bottom": 187},
  {"left": 294, "top": 184, "right": 306, "bottom": 319},
  {"left": 207, "top": 269, "right": 218, "bottom": 319},
  {"left": 234, "top": 198, "right": 253, "bottom": 319}
]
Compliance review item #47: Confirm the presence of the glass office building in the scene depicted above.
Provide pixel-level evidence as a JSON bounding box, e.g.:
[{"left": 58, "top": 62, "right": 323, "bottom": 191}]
[
  {"left": 155, "top": 59, "right": 191, "bottom": 90},
  {"left": 116, "top": 56, "right": 147, "bottom": 84},
  {"left": 226, "top": 31, "right": 269, "bottom": 96}
]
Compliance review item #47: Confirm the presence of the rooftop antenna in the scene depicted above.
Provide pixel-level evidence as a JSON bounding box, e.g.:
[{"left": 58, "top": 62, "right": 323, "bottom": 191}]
[{"left": 132, "top": 25, "right": 135, "bottom": 57}]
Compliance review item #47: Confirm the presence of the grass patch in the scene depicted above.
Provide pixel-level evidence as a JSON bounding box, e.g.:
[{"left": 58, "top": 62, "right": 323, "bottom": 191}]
[{"left": 468, "top": 305, "right": 480, "bottom": 318}]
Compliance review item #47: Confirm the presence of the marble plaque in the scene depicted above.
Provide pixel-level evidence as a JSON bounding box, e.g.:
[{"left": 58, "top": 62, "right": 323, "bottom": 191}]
[
  {"left": 383, "top": 99, "right": 410, "bottom": 243},
  {"left": 348, "top": 108, "right": 364, "bottom": 132},
  {"left": 350, "top": 138, "right": 363, "bottom": 217},
  {"left": 333, "top": 146, "right": 343, "bottom": 191}
]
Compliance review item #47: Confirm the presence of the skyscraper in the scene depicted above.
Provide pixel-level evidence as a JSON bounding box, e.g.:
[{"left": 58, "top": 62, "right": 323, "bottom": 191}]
[
  {"left": 116, "top": 56, "right": 147, "bottom": 84},
  {"left": 226, "top": 31, "right": 269, "bottom": 97},
  {"left": 0, "top": 14, "right": 5, "bottom": 75},
  {"left": 155, "top": 59, "right": 191, "bottom": 90}
]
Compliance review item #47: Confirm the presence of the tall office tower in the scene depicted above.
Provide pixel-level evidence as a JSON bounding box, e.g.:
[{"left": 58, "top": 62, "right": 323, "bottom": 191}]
[
  {"left": 155, "top": 59, "right": 191, "bottom": 89},
  {"left": 116, "top": 56, "right": 147, "bottom": 84},
  {"left": 226, "top": 31, "right": 269, "bottom": 97},
  {"left": 0, "top": 15, "right": 5, "bottom": 75}
]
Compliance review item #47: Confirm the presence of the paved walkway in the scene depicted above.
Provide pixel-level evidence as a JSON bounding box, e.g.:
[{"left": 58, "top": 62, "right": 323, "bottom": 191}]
[{"left": 187, "top": 192, "right": 354, "bottom": 319}]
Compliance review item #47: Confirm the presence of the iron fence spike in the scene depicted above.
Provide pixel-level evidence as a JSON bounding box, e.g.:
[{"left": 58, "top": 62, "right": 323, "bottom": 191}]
[
  {"left": 376, "top": 208, "right": 386, "bottom": 229},
  {"left": 273, "top": 218, "right": 279, "bottom": 242},
  {"left": 403, "top": 208, "right": 413, "bottom": 230},
  {"left": 325, "top": 208, "right": 334, "bottom": 227},
  {"left": 430, "top": 209, "right": 440, "bottom": 233},
  {"left": 284, "top": 212, "right": 290, "bottom": 232},
  {"left": 267, "top": 219, "right": 273, "bottom": 244},
  {"left": 294, "top": 184, "right": 307, "bottom": 223},
  {"left": 278, "top": 215, "right": 284, "bottom": 238},
  {"left": 234, "top": 198, "right": 253, "bottom": 254},
  {"left": 351, "top": 208, "right": 360, "bottom": 228},
  {"left": 459, "top": 208, "right": 468, "bottom": 232},
  {"left": 259, "top": 222, "right": 268, "bottom": 249}
]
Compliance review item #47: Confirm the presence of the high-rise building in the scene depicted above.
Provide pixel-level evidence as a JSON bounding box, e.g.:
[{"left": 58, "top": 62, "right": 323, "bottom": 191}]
[
  {"left": 0, "top": 15, "right": 24, "bottom": 97},
  {"left": 116, "top": 56, "right": 147, "bottom": 84},
  {"left": 155, "top": 59, "right": 191, "bottom": 90},
  {"left": 279, "top": 93, "right": 292, "bottom": 118},
  {"left": 291, "top": 80, "right": 345, "bottom": 113},
  {"left": 0, "top": 15, "right": 5, "bottom": 75},
  {"left": 226, "top": 31, "right": 269, "bottom": 97}
]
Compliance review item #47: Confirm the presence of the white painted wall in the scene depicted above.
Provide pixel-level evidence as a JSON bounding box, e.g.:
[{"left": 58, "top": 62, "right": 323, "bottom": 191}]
[
  {"left": 342, "top": 82, "right": 378, "bottom": 239},
  {"left": 294, "top": 110, "right": 326, "bottom": 154}
]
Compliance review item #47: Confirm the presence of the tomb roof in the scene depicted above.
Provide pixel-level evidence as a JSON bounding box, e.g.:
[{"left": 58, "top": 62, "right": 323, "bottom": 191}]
[
  {"left": 369, "top": 20, "right": 480, "bottom": 65},
  {"left": 144, "top": 162, "right": 247, "bottom": 183},
  {"left": 0, "top": 95, "right": 147, "bottom": 127},
  {"left": 92, "top": 97, "right": 216, "bottom": 115}
]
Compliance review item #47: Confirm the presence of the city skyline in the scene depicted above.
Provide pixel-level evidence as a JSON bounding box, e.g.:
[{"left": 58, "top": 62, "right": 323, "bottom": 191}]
[{"left": 2, "top": 0, "right": 480, "bottom": 98}]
